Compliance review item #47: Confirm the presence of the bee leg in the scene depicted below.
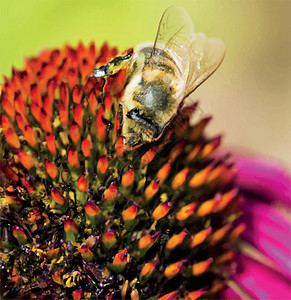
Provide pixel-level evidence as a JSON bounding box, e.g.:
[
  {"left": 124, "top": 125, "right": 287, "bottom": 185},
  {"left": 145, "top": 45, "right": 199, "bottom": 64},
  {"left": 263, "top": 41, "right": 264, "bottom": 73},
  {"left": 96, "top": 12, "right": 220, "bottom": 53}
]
[
  {"left": 88, "top": 54, "right": 132, "bottom": 79},
  {"left": 88, "top": 65, "right": 109, "bottom": 78}
]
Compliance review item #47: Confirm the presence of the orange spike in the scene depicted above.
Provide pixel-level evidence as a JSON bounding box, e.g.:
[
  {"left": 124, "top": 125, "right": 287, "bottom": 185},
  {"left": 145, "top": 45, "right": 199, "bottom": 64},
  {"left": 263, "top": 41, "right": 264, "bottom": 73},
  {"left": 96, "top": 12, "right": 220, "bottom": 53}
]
[
  {"left": 52, "top": 272, "right": 64, "bottom": 285},
  {"left": 189, "top": 117, "right": 212, "bottom": 141},
  {"left": 0, "top": 161, "right": 19, "bottom": 182},
  {"left": 196, "top": 194, "right": 222, "bottom": 217},
  {"left": 59, "top": 101, "right": 68, "bottom": 126},
  {"left": 89, "top": 91, "right": 98, "bottom": 115},
  {"left": 15, "top": 93, "right": 27, "bottom": 117},
  {"left": 46, "top": 132, "right": 57, "bottom": 156},
  {"left": 84, "top": 76, "right": 97, "bottom": 95},
  {"left": 190, "top": 227, "right": 213, "bottom": 248},
  {"left": 44, "top": 158, "right": 59, "bottom": 179},
  {"left": 189, "top": 165, "right": 212, "bottom": 188},
  {"left": 2, "top": 96, "right": 15, "bottom": 120},
  {"left": 68, "top": 67, "right": 78, "bottom": 90},
  {"left": 47, "top": 78, "right": 56, "bottom": 117},
  {"left": 215, "top": 250, "right": 236, "bottom": 265},
  {"left": 43, "top": 94, "right": 53, "bottom": 118},
  {"left": 80, "top": 58, "right": 93, "bottom": 82},
  {"left": 213, "top": 188, "right": 239, "bottom": 213},
  {"left": 72, "top": 289, "right": 82, "bottom": 300},
  {"left": 164, "top": 260, "right": 185, "bottom": 277},
  {"left": 206, "top": 164, "right": 226, "bottom": 183},
  {"left": 77, "top": 175, "right": 88, "bottom": 192},
  {"left": 85, "top": 201, "right": 101, "bottom": 218},
  {"left": 19, "top": 151, "right": 34, "bottom": 170},
  {"left": 157, "top": 162, "right": 171, "bottom": 183},
  {"left": 192, "top": 258, "right": 213, "bottom": 276},
  {"left": 97, "top": 156, "right": 108, "bottom": 174},
  {"left": 201, "top": 136, "right": 221, "bottom": 158},
  {"left": 176, "top": 202, "right": 196, "bottom": 222},
  {"left": 210, "top": 224, "right": 231, "bottom": 245},
  {"left": 68, "top": 148, "right": 80, "bottom": 168},
  {"left": 186, "top": 290, "right": 206, "bottom": 300},
  {"left": 31, "top": 103, "right": 42, "bottom": 123},
  {"left": 138, "top": 232, "right": 160, "bottom": 249},
  {"left": 23, "top": 125, "right": 37, "bottom": 147},
  {"left": 73, "top": 104, "right": 84, "bottom": 129},
  {"left": 145, "top": 179, "right": 160, "bottom": 199},
  {"left": 104, "top": 92, "right": 112, "bottom": 113},
  {"left": 158, "top": 291, "right": 180, "bottom": 300},
  {"left": 166, "top": 229, "right": 188, "bottom": 250},
  {"left": 229, "top": 223, "right": 246, "bottom": 240},
  {"left": 113, "top": 249, "right": 129, "bottom": 265},
  {"left": 186, "top": 144, "right": 202, "bottom": 163},
  {"left": 122, "top": 202, "right": 138, "bottom": 221},
  {"left": 16, "top": 114, "right": 27, "bottom": 131},
  {"left": 140, "top": 148, "right": 156, "bottom": 166},
  {"left": 60, "top": 81, "right": 69, "bottom": 106},
  {"left": 70, "top": 121, "right": 80, "bottom": 144},
  {"left": 96, "top": 105, "right": 106, "bottom": 141},
  {"left": 140, "top": 260, "right": 159, "bottom": 280},
  {"left": 64, "top": 219, "right": 78, "bottom": 234},
  {"left": 152, "top": 201, "right": 171, "bottom": 221},
  {"left": 1, "top": 115, "right": 12, "bottom": 130},
  {"left": 51, "top": 187, "right": 66, "bottom": 205},
  {"left": 103, "top": 182, "right": 118, "bottom": 201},
  {"left": 4, "top": 128, "right": 20, "bottom": 149},
  {"left": 121, "top": 168, "right": 134, "bottom": 187},
  {"left": 72, "top": 85, "right": 82, "bottom": 104},
  {"left": 41, "top": 111, "right": 52, "bottom": 133},
  {"left": 172, "top": 168, "right": 189, "bottom": 189},
  {"left": 30, "top": 83, "right": 41, "bottom": 106},
  {"left": 115, "top": 136, "right": 124, "bottom": 157},
  {"left": 169, "top": 142, "right": 184, "bottom": 161},
  {"left": 81, "top": 137, "right": 91, "bottom": 157}
]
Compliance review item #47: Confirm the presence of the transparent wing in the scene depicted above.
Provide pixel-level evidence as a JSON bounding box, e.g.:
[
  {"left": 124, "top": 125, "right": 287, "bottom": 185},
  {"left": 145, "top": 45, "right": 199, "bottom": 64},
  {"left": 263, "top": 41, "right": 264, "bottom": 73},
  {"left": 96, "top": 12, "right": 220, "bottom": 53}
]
[
  {"left": 152, "top": 6, "right": 194, "bottom": 75},
  {"left": 184, "top": 34, "right": 226, "bottom": 99}
]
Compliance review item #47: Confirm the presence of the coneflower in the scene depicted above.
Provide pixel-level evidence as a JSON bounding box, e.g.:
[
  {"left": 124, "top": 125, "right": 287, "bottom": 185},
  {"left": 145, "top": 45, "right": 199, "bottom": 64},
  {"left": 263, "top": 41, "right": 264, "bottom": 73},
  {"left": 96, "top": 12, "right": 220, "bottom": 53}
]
[{"left": 0, "top": 42, "right": 289, "bottom": 300}]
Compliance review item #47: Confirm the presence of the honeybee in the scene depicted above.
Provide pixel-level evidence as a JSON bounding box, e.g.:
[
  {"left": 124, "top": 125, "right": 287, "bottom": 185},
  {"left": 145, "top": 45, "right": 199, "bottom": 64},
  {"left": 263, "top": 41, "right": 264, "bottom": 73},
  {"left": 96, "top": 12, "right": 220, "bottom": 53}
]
[{"left": 90, "top": 6, "right": 225, "bottom": 149}]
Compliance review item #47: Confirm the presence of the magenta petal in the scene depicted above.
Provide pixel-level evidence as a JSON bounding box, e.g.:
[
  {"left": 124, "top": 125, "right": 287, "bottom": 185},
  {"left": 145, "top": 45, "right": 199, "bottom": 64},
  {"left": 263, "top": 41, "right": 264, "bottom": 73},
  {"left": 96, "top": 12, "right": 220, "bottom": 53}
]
[
  {"left": 235, "top": 157, "right": 291, "bottom": 207},
  {"left": 221, "top": 286, "right": 243, "bottom": 300},
  {"left": 233, "top": 255, "right": 291, "bottom": 300},
  {"left": 242, "top": 200, "right": 291, "bottom": 278}
]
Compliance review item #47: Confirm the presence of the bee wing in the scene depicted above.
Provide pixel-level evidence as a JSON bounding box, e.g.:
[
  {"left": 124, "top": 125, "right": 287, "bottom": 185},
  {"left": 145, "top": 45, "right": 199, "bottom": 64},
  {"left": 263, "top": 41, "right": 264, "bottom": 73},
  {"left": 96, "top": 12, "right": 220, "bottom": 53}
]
[
  {"left": 152, "top": 6, "right": 194, "bottom": 71},
  {"left": 183, "top": 34, "right": 226, "bottom": 100}
]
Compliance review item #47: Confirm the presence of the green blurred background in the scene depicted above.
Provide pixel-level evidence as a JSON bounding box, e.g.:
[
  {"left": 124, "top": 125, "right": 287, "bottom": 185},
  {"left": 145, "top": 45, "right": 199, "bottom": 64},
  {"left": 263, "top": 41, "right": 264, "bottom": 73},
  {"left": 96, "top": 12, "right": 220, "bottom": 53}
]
[{"left": 0, "top": 0, "right": 290, "bottom": 167}]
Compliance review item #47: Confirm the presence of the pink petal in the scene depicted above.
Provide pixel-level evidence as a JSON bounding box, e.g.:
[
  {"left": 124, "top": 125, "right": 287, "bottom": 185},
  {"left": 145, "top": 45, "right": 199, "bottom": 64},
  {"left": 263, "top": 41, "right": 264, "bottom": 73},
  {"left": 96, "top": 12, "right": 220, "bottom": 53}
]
[
  {"left": 235, "top": 157, "right": 291, "bottom": 207},
  {"left": 241, "top": 199, "right": 291, "bottom": 278},
  {"left": 225, "top": 255, "right": 291, "bottom": 300}
]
